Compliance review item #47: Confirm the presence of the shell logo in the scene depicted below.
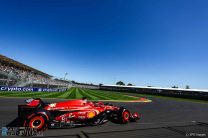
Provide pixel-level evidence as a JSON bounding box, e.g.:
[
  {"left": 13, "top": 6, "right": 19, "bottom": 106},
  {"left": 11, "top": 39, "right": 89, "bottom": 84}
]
[{"left": 87, "top": 111, "right": 95, "bottom": 119}]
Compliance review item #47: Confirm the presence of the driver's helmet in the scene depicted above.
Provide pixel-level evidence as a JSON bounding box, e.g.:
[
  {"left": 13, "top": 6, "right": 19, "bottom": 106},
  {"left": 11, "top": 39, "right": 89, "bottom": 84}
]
[{"left": 82, "top": 97, "right": 88, "bottom": 104}]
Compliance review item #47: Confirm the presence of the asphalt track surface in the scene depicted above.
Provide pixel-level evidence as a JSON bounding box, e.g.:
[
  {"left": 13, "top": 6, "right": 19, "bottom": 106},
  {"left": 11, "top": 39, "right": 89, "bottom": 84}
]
[{"left": 0, "top": 97, "right": 208, "bottom": 138}]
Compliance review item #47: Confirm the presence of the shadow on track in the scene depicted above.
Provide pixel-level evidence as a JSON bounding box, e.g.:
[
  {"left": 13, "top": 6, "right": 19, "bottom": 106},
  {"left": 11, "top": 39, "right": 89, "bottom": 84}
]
[{"left": 6, "top": 117, "right": 20, "bottom": 127}]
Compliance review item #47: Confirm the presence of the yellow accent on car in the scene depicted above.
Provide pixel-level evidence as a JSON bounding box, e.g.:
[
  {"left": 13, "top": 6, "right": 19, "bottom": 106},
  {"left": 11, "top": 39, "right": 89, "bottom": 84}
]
[{"left": 87, "top": 111, "right": 95, "bottom": 119}]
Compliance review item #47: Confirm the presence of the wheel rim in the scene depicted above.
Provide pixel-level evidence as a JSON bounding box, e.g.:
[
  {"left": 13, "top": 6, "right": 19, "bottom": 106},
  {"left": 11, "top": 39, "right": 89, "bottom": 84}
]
[{"left": 29, "top": 116, "right": 45, "bottom": 129}]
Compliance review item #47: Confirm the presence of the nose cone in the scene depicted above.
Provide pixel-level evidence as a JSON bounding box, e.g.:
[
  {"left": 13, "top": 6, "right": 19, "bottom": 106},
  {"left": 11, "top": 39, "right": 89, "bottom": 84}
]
[{"left": 133, "top": 112, "right": 140, "bottom": 119}]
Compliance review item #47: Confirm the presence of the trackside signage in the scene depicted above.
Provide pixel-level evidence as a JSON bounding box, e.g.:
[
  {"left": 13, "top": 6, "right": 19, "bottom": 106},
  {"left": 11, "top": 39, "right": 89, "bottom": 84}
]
[{"left": 0, "top": 86, "right": 67, "bottom": 92}]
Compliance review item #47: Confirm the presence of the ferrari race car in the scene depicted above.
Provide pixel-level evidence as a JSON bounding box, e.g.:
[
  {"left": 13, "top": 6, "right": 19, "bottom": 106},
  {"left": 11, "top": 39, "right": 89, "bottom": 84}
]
[{"left": 18, "top": 98, "right": 140, "bottom": 131}]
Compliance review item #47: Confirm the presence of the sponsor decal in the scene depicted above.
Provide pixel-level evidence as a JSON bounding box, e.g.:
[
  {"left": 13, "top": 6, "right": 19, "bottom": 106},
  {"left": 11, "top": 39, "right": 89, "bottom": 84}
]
[
  {"left": 67, "top": 113, "right": 74, "bottom": 119},
  {"left": 78, "top": 116, "right": 86, "bottom": 119},
  {"left": 78, "top": 112, "right": 86, "bottom": 115},
  {"left": 49, "top": 103, "right": 56, "bottom": 108},
  {"left": 0, "top": 86, "right": 33, "bottom": 91},
  {"left": 0, "top": 86, "right": 67, "bottom": 92},
  {"left": 61, "top": 115, "right": 66, "bottom": 122}
]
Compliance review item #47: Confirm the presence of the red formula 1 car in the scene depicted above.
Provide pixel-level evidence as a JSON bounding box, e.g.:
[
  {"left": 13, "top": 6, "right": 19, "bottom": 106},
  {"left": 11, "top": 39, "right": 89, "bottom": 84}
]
[{"left": 18, "top": 98, "right": 140, "bottom": 131}]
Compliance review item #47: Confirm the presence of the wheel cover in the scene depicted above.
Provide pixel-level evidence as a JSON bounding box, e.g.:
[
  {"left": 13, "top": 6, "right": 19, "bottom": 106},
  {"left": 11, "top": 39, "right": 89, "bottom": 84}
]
[{"left": 29, "top": 116, "right": 45, "bottom": 129}]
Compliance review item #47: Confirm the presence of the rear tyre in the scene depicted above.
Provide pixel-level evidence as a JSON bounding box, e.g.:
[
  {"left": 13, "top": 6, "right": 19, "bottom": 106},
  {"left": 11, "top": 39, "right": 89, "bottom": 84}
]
[{"left": 26, "top": 115, "right": 48, "bottom": 131}]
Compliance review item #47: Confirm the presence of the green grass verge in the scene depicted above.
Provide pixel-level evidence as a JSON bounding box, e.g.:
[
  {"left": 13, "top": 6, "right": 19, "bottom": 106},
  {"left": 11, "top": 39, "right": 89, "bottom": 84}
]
[
  {"left": 0, "top": 88, "right": 207, "bottom": 103},
  {"left": 0, "top": 88, "right": 140, "bottom": 101},
  {"left": 111, "top": 91, "right": 208, "bottom": 103}
]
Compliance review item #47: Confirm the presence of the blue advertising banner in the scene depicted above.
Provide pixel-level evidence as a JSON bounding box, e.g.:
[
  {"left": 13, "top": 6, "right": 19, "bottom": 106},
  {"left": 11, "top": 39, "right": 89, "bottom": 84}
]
[{"left": 0, "top": 86, "right": 67, "bottom": 92}]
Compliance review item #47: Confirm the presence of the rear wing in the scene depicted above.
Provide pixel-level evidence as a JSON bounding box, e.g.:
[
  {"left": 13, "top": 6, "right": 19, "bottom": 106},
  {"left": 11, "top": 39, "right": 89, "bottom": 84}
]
[{"left": 18, "top": 105, "right": 38, "bottom": 118}]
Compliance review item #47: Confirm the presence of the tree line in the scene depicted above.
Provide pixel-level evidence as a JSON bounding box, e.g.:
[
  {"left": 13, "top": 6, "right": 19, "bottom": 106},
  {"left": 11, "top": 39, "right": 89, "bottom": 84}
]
[{"left": 116, "top": 81, "right": 190, "bottom": 89}]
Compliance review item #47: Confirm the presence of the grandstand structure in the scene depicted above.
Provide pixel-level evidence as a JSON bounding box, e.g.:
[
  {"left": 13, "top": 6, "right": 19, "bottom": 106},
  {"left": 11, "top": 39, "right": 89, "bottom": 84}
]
[
  {"left": 72, "top": 82, "right": 99, "bottom": 89},
  {"left": 100, "top": 85, "right": 208, "bottom": 100},
  {"left": 0, "top": 54, "right": 71, "bottom": 88}
]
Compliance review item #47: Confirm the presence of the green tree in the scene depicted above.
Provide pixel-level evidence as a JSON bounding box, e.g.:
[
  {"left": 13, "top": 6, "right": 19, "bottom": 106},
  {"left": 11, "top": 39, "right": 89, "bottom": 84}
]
[
  {"left": 71, "top": 80, "right": 76, "bottom": 84},
  {"left": 185, "top": 85, "right": 190, "bottom": 89},
  {"left": 172, "top": 85, "right": 178, "bottom": 88},
  {"left": 116, "top": 81, "right": 125, "bottom": 86},
  {"left": 127, "top": 83, "right": 133, "bottom": 86}
]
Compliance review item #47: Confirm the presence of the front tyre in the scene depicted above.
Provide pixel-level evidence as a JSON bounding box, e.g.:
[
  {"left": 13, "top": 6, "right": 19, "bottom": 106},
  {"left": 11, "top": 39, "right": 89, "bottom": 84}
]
[{"left": 118, "top": 108, "right": 130, "bottom": 124}]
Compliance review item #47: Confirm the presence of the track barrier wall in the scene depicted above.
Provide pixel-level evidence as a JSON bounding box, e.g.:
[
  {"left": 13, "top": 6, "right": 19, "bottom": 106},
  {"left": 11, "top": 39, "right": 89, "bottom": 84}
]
[{"left": 0, "top": 86, "right": 67, "bottom": 92}]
